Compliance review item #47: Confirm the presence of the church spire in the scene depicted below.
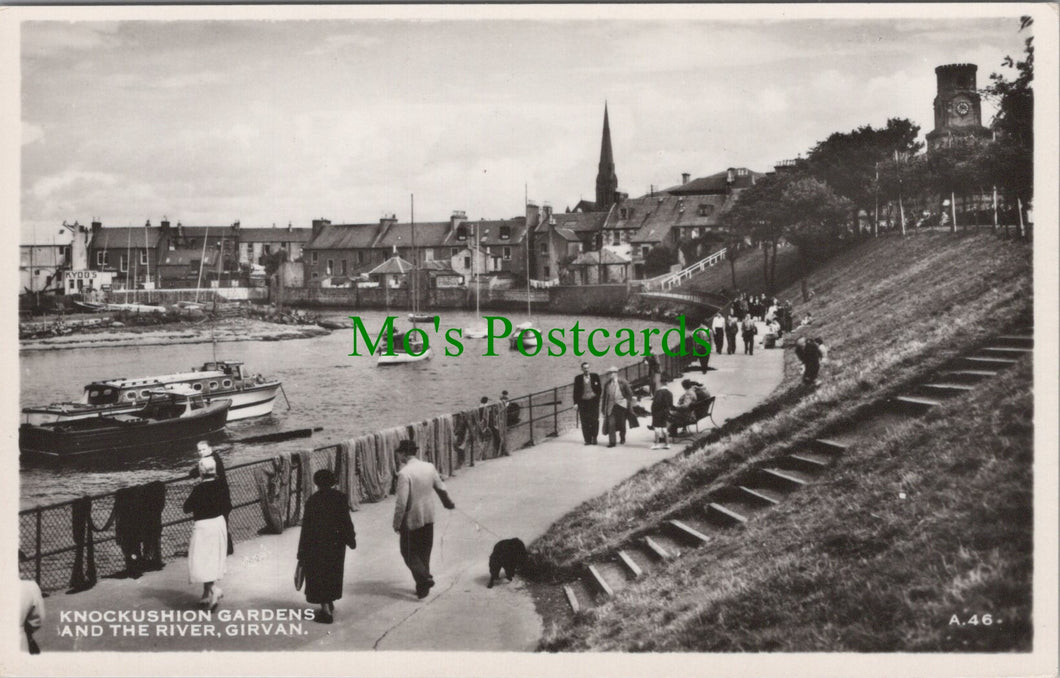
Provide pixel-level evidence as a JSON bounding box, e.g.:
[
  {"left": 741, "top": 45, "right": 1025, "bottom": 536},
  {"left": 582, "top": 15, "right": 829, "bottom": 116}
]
[{"left": 595, "top": 103, "right": 618, "bottom": 211}]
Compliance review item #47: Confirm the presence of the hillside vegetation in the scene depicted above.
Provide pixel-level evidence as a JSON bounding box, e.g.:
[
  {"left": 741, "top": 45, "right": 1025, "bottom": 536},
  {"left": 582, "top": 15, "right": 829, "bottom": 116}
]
[
  {"left": 685, "top": 242, "right": 803, "bottom": 296},
  {"left": 531, "top": 232, "right": 1033, "bottom": 651}
]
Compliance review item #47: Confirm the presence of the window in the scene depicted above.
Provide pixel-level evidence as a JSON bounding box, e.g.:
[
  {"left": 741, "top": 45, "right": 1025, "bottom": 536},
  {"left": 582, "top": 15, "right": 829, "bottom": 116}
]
[
  {"left": 464, "top": 256, "right": 471, "bottom": 269},
  {"left": 96, "top": 251, "right": 108, "bottom": 266},
  {"left": 356, "top": 251, "right": 364, "bottom": 264},
  {"left": 737, "top": 168, "right": 748, "bottom": 176},
  {"left": 312, "top": 252, "right": 319, "bottom": 264},
  {"left": 698, "top": 204, "right": 715, "bottom": 217},
  {"left": 612, "top": 231, "right": 621, "bottom": 246},
  {"left": 326, "top": 259, "right": 333, "bottom": 275},
  {"left": 119, "top": 254, "right": 128, "bottom": 272},
  {"left": 539, "top": 242, "right": 547, "bottom": 255},
  {"left": 456, "top": 225, "right": 467, "bottom": 241},
  {"left": 140, "top": 249, "right": 148, "bottom": 265},
  {"left": 503, "top": 246, "right": 512, "bottom": 260},
  {"left": 424, "top": 250, "right": 434, "bottom": 261},
  {"left": 451, "top": 248, "right": 460, "bottom": 257},
  {"left": 499, "top": 225, "right": 511, "bottom": 240},
  {"left": 193, "top": 383, "right": 204, "bottom": 391},
  {"left": 642, "top": 245, "right": 651, "bottom": 258},
  {"left": 209, "top": 381, "right": 219, "bottom": 390},
  {"left": 312, "top": 272, "right": 319, "bottom": 280},
  {"left": 691, "top": 228, "right": 699, "bottom": 239},
  {"left": 544, "top": 265, "right": 551, "bottom": 278}
]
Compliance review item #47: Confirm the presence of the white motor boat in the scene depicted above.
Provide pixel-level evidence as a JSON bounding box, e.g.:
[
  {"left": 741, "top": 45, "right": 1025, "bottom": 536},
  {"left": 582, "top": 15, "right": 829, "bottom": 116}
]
[
  {"left": 509, "top": 321, "right": 540, "bottom": 352},
  {"left": 22, "top": 361, "right": 281, "bottom": 425}
]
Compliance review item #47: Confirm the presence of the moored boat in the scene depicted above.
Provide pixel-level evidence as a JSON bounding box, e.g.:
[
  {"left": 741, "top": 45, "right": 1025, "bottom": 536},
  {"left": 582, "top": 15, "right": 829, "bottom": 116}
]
[
  {"left": 21, "top": 360, "right": 281, "bottom": 426},
  {"left": 509, "top": 321, "right": 540, "bottom": 352},
  {"left": 377, "top": 330, "right": 432, "bottom": 365},
  {"left": 19, "top": 386, "right": 231, "bottom": 459},
  {"left": 408, "top": 313, "right": 438, "bottom": 324}
]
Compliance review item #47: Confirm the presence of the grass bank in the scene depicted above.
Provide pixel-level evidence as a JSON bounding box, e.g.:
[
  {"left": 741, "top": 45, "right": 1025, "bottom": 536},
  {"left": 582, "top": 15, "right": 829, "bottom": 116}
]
[{"left": 530, "top": 231, "right": 1033, "bottom": 651}]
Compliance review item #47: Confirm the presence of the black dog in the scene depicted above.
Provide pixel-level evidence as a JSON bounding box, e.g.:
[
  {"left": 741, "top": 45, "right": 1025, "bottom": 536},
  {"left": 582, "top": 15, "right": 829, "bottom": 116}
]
[{"left": 487, "top": 538, "right": 527, "bottom": 588}]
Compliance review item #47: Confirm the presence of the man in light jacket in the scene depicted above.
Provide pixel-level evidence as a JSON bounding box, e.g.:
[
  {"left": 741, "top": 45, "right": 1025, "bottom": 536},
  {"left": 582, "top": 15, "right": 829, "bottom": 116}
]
[{"left": 393, "top": 439, "right": 456, "bottom": 599}]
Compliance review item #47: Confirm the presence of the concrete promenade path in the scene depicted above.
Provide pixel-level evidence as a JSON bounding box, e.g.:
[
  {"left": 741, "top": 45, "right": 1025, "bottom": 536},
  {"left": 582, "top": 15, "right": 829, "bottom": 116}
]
[{"left": 36, "top": 339, "right": 784, "bottom": 652}]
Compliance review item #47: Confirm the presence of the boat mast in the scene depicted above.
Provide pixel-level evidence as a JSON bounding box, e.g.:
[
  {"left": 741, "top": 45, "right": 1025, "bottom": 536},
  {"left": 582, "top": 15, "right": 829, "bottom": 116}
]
[
  {"left": 410, "top": 193, "right": 416, "bottom": 313},
  {"left": 144, "top": 220, "right": 151, "bottom": 303},
  {"left": 126, "top": 227, "right": 133, "bottom": 303},
  {"left": 194, "top": 226, "right": 209, "bottom": 304},
  {"left": 525, "top": 183, "right": 531, "bottom": 319}
]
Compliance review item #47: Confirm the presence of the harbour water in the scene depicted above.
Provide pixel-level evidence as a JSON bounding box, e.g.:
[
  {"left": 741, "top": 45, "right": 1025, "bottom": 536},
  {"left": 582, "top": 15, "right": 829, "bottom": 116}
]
[{"left": 19, "top": 310, "right": 669, "bottom": 508}]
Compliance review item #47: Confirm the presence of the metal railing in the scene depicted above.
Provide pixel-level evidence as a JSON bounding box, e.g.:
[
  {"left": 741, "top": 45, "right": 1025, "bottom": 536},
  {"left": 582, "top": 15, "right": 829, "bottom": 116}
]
[
  {"left": 639, "top": 248, "right": 727, "bottom": 292},
  {"left": 19, "top": 351, "right": 693, "bottom": 594}
]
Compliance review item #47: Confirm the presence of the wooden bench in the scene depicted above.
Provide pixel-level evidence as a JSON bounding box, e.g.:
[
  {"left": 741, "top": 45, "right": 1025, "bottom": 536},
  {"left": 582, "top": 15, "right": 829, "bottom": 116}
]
[{"left": 671, "top": 395, "right": 718, "bottom": 435}]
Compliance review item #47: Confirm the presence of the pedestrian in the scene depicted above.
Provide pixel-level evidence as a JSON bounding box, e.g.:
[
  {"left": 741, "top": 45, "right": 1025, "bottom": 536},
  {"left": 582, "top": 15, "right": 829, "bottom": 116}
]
[
  {"left": 393, "top": 439, "right": 456, "bottom": 599},
  {"left": 725, "top": 315, "right": 739, "bottom": 355},
  {"left": 20, "top": 578, "right": 44, "bottom": 654},
  {"left": 711, "top": 312, "right": 726, "bottom": 354},
  {"left": 192, "top": 441, "right": 233, "bottom": 555},
  {"left": 794, "top": 336, "right": 823, "bottom": 384},
  {"left": 650, "top": 385, "right": 673, "bottom": 450},
  {"left": 643, "top": 352, "right": 661, "bottom": 392},
  {"left": 668, "top": 379, "right": 708, "bottom": 437},
  {"left": 600, "top": 366, "right": 634, "bottom": 448},
  {"left": 573, "top": 362, "right": 602, "bottom": 445},
  {"left": 297, "top": 469, "right": 357, "bottom": 624},
  {"left": 693, "top": 322, "right": 712, "bottom": 373},
  {"left": 741, "top": 315, "right": 757, "bottom": 355},
  {"left": 182, "top": 455, "right": 230, "bottom": 610},
  {"left": 499, "top": 390, "right": 521, "bottom": 425}
]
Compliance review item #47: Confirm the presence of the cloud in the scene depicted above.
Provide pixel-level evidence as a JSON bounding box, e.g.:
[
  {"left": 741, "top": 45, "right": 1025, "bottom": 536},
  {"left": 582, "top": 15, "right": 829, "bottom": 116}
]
[
  {"left": 22, "top": 21, "right": 122, "bottom": 59},
  {"left": 23, "top": 122, "right": 44, "bottom": 146}
]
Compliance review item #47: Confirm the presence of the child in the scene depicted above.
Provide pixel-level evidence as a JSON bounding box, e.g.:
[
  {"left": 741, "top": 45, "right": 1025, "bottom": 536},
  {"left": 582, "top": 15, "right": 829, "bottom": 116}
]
[{"left": 651, "top": 385, "right": 673, "bottom": 449}]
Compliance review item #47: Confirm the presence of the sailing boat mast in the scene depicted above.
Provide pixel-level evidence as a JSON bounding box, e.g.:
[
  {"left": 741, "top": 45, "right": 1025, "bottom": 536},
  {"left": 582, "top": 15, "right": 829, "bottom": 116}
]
[
  {"left": 410, "top": 193, "right": 416, "bottom": 313},
  {"left": 525, "top": 183, "right": 531, "bottom": 319},
  {"left": 194, "top": 226, "right": 209, "bottom": 304}
]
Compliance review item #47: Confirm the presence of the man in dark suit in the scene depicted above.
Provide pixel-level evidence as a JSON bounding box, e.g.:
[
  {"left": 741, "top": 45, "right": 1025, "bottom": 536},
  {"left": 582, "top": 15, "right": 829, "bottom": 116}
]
[{"left": 572, "top": 362, "right": 602, "bottom": 445}]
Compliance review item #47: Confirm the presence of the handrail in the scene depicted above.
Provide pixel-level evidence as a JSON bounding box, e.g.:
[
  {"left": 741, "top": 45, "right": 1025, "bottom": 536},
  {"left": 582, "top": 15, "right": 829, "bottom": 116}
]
[{"left": 639, "top": 248, "right": 727, "bottom": 291}]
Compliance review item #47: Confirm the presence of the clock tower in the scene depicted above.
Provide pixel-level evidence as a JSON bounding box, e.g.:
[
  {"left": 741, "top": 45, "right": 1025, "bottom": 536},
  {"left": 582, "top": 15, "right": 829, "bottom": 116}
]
[{"left": 926, "top": 63, "right": 991, "bottom": 152}]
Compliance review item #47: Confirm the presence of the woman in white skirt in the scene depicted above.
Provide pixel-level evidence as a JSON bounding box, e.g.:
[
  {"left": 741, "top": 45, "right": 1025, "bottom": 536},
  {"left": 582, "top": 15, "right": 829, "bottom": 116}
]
[{"left": 183, "top": 455, "right": 231, "bottom": 609}]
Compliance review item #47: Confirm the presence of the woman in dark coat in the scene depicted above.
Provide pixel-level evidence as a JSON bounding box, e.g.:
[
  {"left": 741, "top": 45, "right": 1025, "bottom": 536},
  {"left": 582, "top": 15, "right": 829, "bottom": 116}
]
[{"left": 297, "top": 469, "right": 357, "bottom": 624}]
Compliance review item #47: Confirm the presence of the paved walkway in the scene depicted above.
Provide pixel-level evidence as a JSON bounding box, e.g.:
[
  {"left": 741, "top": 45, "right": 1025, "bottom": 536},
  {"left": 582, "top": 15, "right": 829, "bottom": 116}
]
[{"left": 35, "top": 340, "right": 784, "bottom": 652}]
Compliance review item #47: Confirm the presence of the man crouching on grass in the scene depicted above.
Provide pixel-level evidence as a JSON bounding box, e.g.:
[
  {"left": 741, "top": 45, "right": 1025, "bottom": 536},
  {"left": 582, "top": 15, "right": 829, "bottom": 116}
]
[{"left": 393, "top": 439, "right": 456, "bottom": 599}]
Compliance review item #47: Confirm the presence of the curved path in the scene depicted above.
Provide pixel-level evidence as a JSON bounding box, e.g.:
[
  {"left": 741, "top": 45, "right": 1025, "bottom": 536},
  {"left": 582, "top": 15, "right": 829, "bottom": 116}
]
[{"left": 35, "top": 335, "right": 784, "bottom": 652}]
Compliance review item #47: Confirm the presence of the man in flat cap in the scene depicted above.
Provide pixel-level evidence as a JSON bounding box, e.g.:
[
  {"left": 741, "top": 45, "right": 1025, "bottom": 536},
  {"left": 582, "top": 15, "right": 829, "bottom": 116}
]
[
  {"left": 600, "top": 366, "right": 634, "bottom": 448},
  {"left": 393, "top": 439, "right": 456, "bottom": 599}
]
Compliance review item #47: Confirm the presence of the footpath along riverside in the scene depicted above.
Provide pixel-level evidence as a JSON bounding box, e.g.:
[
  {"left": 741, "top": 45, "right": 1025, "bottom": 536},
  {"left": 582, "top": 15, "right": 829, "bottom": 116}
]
[{"left": 33, "top": 336, "right": 783, "bottom": 652}]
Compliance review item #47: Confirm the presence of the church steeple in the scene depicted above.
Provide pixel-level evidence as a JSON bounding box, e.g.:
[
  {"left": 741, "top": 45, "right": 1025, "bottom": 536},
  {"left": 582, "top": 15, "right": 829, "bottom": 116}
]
[{"left": 595, "top": 103, "right": 618, "bottom": 211}]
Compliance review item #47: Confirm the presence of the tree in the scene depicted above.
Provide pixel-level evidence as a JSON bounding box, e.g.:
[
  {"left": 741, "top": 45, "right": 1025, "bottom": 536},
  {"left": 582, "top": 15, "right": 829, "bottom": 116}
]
[
  {"left": 981, "top": 16, "right": 1033, "bottom": 225},
  {"left": 781, "top": 177, "right": 853, "bottom": 299},
  {"left": 806, "top": 118, "right": 923, "bottom": 230},
  {"left": 643, "top": 243, "right": 678, "bottom": 277},
  {"left": 718, "top": 172, "right": 791, "bottom": 294}
]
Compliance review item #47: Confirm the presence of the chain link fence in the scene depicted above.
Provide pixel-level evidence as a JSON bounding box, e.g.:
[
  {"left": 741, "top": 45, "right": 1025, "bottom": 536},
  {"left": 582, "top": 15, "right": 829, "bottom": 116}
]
[{"left": 20, "top": 351, "right": 692, "bottom": 594}]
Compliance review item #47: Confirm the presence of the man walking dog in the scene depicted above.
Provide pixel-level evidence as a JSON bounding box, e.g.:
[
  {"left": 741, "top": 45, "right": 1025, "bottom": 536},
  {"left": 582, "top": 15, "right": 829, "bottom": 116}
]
[{"left": 393, "top": 439, "right": 456, "bottom": 599}]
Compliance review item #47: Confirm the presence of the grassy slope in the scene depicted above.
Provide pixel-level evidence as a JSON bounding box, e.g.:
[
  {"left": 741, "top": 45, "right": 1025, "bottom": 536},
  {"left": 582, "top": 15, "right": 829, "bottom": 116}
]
[
  {"left": 532, "top": 232, "right": 1033, "bottom": 651},
  {"left": 686, "top": 243, "right": 803, "bottom": 296}
]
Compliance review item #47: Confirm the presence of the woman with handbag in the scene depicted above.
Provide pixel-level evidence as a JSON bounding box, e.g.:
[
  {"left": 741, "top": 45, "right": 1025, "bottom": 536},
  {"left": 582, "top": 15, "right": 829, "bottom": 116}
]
[{"left": 297, "top": 469, "right": 357, "bottom": 624}]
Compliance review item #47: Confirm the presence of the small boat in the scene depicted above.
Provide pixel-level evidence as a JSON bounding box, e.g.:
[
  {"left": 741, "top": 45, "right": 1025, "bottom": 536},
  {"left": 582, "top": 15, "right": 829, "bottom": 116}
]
[
  {"left": 408, "top": 313, "right": 438, "bottom": 324},
  {"left": 72, "top": 300, "right": 107, "bottom": 313},
  {"left": 464, "top": 326, "right": 488, "bottom": 339},
  {"left": 509, "top": 321, "right": 540, "bottom": 352},
  {"left": 377, "top": 330, "right": 432, "bottom": 365},
  {"left": 21, "top": 360, "right": 281, "bottom": 426},
  {"left": 19, "top": 386, "right": 231, "bottom": 459}
]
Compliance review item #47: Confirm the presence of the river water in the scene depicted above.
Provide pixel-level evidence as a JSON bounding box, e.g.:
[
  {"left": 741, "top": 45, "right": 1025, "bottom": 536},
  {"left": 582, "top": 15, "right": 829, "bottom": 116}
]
[{"left": 19, "top": 310, "right": 669, "bottom": 508}]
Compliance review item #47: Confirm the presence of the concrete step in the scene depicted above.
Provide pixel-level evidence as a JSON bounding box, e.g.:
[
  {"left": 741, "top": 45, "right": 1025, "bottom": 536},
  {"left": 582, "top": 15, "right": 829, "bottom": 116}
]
[
  {"left": 706, "top": 502, "right": 748, "bottom": 526},
  {"left": 617, "top": 549, "right": 644, "bottom": 580},
  {"left": 622, "top": 543, "right": 662, "bottom": 578},
  {"left": 919, "top": 382, "right": 976, "bottom": 396},
  {"left": 563, "top": 579, "right": 596, "bottom": 613},
  {"left": 758, "top": 467, "right": 813, "bottom": 490},
  {"left": 779, "top": 452, "right": 832, "bottom": 473},
  {"left": 666, "top": 519, "right": 712, "bottom": 545},
  {"left": 961, "top": 356, "right": 1019, "bottom": 369},
  {"left": 892, "top": 395, "right": 943, "bottom": 414},
  {"left": 563, "top": 584, "right": 582, "bottom": 614},
  {"left": 812, "top": 439, "right": 848, "bottom": 456},
  {"left": 939, "top": 369, "right": 999, "bottom": 383},
  {"left": 643, "top": 533, "right": 682, "bottom": 560},
  {"left": 981, "top": 346, "right": 1032, "bottom": 357},
  {"left": 993, "top": 335, "right": 1034, "bottom": 348},
  {"left": 595, "top": 559, "right": 633, "bottom": 594},
  {"left": 586, "top": 563, "right": 614, "bottom": 598},
  {"left": 735, "top": 485, "right": 783, "bottom": 506}
]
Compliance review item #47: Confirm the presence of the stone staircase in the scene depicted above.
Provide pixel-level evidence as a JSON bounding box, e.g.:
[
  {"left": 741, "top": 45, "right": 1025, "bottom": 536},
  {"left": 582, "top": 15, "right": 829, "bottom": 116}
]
[{"left": 558, "top": 330, "right": 1033, "bottom": 614}]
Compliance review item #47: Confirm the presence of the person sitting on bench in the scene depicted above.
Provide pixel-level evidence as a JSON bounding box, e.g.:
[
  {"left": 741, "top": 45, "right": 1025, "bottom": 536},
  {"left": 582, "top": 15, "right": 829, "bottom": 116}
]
[{"left": 668, "top": 379, "right": 711, "bottom": 436}]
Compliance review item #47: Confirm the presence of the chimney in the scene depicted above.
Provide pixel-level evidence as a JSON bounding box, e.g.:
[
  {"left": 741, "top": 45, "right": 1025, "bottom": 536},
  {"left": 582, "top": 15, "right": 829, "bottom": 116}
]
[
  {"left": 311, "top": 218, "right": 331, "bottom": 240},
  {"left": 231, "top": 220, "right": 241, "bottom": 232},
  {"left": 542, "top": 202, "right": 553, "bottom": 221},
  {"left": 91, "top": 220, "right": 103, "bottom": 235},
  {"left": 681, "top": 173, "right": 690, "bottom": 185},
  {"left": 287, "top": 221, "right": 293, "bottom": 233},
  {"left": 726, "top": 168, "right": 735, "bottom": 184},
  {"left": 525, "top": 200, "right": 540, "bottom": 231},
  {"left": 449, "top": 210, "right": 467, "bottom": 230},
  {"left": 145, "top": 219, "right": 152, "bottom": 227}
]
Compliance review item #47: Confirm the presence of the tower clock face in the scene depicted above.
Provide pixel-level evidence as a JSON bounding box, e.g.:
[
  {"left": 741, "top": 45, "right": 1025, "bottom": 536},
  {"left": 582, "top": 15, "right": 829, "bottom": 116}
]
[{"left": 955, "top": 100, "right": 971, "bottom": 117}]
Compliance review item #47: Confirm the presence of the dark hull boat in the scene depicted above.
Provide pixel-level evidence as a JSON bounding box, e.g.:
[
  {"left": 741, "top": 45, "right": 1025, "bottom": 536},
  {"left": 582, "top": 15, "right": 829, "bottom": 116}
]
[{"left": 20, "top": 388, "right": 231, "bottom": 459}]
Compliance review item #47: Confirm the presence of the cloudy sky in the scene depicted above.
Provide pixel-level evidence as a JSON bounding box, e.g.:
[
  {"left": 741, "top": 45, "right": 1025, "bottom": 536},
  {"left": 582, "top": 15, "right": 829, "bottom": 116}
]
[{"left": 18, "top": 7, "right": 1030, "bottom": 242}]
